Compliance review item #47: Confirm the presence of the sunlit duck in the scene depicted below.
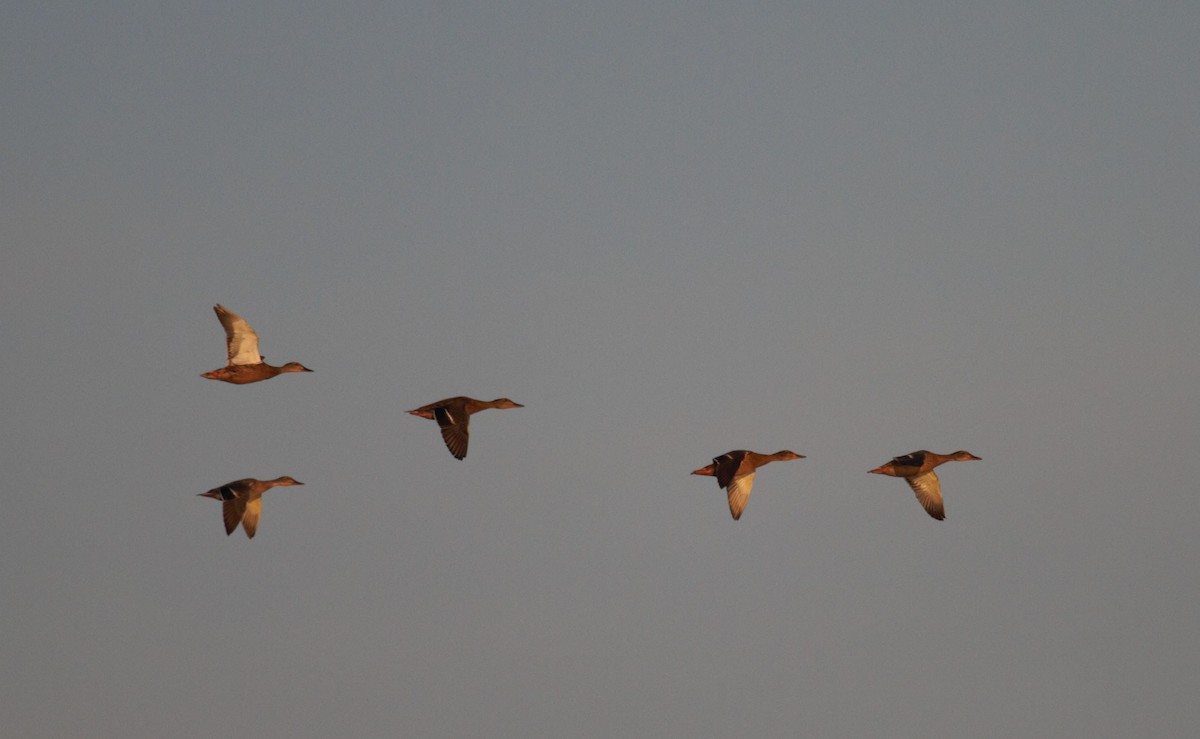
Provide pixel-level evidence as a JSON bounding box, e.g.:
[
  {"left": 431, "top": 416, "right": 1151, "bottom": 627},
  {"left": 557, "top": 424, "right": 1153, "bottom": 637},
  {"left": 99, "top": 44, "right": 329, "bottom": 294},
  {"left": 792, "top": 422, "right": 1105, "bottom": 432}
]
[
  {"left": 407, "top": 396, "right": 524, "bottom": 460},
  {"left": 692, "top": 450, "right": 805, "bottom": 520},
  {"left": 869, "top": 450, "right": 981, "bottom": 520},
  {"left": 197, "top": 476, "right": 304, "bottom": 538},
  {"left": 201, "top": 304, "right": 313, "bottom": 385}
]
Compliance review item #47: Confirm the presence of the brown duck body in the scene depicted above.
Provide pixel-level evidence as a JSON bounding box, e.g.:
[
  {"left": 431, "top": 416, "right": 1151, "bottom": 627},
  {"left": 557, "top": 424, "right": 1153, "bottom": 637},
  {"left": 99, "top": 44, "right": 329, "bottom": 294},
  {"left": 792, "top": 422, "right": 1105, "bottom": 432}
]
[
  {"left": 202, "top": 363, "right": 311, "bottom": 384},
  {"left": 201, "top": 304, "right": 312, "bottom": 385},
  {"left": 869, "top": 450, "right": 980, "bottom": 520},
  {"left": 692, "top": 449, "right": 805, "bottom": 520},
  {"left": 197, "top": 476, "right": 304, "bottom": 538},
  {"left": 407, "top": 396, "right": 524, "bottom": 460}
]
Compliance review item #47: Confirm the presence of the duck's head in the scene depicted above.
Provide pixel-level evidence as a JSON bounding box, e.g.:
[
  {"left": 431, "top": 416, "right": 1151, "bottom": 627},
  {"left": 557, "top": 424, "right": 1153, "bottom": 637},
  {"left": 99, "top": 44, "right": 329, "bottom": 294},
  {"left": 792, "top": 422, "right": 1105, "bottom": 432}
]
[
  {"left": 772, "top": 450, "right": 805, "bottom": 461},
  {"left": 950, "top": 451, "right": 981, "bottom": 462},
  {"left": 281, "top": 362, "right": 314, "bottom": 373},
  {"left": 492, "top": 398, "right": 523, "bottom": 409},
  {"left": 272, "top": 476, "right": 305, "bottom": 486}
]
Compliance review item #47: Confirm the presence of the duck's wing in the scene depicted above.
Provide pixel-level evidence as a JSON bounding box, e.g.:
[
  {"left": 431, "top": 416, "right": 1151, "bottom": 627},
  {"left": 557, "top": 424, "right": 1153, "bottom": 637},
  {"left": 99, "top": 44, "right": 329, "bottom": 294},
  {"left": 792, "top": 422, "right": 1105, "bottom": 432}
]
[
  {"left": 725, "top": 470, "right": 757, "bottom": 521},
  {"left": 408, "top": 397, "right": 465, "bottom": 420},
  {"left": 221, "top": 496, "right": 247, "bottom": 535},
  {"left": 214, "top": 305, "right": 262, "bottom": 366},
  {"left": 712, "top": 451, "right": 747, "bottom": 490},
  {"left": 434, "top": 404, "right": 470, "bottom": 460},
  {"left": 241, "top": 497, "right": 262, "bottom": 538},
  {"left": 892, "top": 451, "right": 928, "bottom": 469},
  {"left": 905, "top": 471, "right": 945, "bottom": 520}
]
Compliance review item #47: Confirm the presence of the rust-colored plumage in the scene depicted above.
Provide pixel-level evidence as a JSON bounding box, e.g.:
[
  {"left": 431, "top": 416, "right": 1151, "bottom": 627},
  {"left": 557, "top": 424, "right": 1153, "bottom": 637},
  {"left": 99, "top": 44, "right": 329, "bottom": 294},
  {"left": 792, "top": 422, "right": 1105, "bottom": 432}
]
[
  {"left": 692, "top": 450, "right": 804, "bottom": 520},
  {"left": 197, "top": 476, "right": 304, "bottom": 538},
  {"left": 869, "top": 450, "right": 980, "bottom": 520},
  {"left": 407, "top": 396, "right": 524, "bottom": 459},
  {"left": 201, "top": 304, "right": 313, "bottom": 385}
]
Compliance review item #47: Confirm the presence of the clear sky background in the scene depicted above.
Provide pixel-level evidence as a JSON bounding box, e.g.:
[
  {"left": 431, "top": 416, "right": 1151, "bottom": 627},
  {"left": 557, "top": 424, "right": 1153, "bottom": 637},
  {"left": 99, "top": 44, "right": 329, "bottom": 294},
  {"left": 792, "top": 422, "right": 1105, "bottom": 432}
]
[{"left": 2, "top": 2, "right": 1197, "bottom": 737}]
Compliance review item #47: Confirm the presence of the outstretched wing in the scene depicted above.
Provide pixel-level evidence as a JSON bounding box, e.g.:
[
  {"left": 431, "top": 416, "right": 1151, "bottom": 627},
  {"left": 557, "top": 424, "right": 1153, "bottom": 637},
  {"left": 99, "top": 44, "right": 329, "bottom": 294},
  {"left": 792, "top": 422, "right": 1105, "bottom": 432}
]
[
  {"left": 214, "top": 305, "right": 262, "bottom": 365},
  {"left": 713, "top": 451, "right": 747, "bottom": 490},
  {"left": 905, "top": 471, "right": 945, "bottom": 520},
  {"left": 725, "top": 470, "right": 757, "bottom": 521},
  {"left": 241, "top": 497, "right": 262, "bottom": 538},
  {"left": 434, "top": 405, "right": 470, "bottom": 460},
  {"left": 221, "top": 496, "right": 247, "bottom": 535}
]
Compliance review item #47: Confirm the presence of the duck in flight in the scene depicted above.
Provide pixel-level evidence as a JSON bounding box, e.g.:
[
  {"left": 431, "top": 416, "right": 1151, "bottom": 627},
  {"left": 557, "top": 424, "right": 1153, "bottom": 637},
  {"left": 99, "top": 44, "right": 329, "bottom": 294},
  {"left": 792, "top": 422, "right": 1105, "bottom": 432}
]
[
  {"left": 407, "top": 396, "right": 524, "bottom": 460},
  {"left": 197, "top": 476, "right": 304, "bottom": 538},
  {"left": 692, "top": 449, "right": 805, "bottom": 520},
  {"left": 201, "top": 304, "right": 313, "bottom": 385},
  {"left": 869, "top": 450, "right": 980, "bottom": 520}
]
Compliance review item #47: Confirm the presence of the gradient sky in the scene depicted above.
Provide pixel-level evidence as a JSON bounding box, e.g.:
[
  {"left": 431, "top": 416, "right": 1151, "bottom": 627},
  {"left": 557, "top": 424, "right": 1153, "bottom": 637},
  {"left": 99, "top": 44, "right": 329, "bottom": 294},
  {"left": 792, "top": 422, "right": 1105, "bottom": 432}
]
[{"left": 3, "top": 2, "right": 1198, "bottom": 737}]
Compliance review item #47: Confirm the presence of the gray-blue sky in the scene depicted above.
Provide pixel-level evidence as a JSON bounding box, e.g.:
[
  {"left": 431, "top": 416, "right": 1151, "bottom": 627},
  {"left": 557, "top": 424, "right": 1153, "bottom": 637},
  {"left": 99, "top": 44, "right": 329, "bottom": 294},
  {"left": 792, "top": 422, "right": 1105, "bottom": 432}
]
[{"left": 2, "top": 2, "right": 1198, "bottom": 736}]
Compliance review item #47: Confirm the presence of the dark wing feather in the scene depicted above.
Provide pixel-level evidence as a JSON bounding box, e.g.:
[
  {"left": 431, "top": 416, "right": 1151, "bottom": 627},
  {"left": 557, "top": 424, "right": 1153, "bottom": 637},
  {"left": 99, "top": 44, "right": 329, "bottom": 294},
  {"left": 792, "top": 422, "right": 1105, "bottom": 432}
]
[
  {"left": 434, "top": 405, "right": 470, "bottom": 460},
  {"left": 713, "top": 451, "right": 747, "bottom": 490},
  {"left": 221, "top": 497, "right": 247, "bottom": 535},
  {"left": 893, "top": 451, "right": 927, "bottom": 468}
]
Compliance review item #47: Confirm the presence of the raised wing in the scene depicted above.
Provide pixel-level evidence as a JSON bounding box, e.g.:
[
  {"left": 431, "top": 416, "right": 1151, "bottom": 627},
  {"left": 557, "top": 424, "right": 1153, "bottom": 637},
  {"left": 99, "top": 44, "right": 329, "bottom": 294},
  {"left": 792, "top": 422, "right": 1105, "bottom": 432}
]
[{"left": 214, "top": 305, "right": 262, "bottom": 365}]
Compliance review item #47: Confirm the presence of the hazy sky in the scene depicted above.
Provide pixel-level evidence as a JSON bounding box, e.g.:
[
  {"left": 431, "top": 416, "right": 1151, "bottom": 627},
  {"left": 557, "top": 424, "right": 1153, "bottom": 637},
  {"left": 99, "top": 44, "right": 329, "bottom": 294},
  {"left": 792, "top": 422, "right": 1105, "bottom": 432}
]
[{"left": 3, "top": 2, "right": 1198, "bottom": 737}]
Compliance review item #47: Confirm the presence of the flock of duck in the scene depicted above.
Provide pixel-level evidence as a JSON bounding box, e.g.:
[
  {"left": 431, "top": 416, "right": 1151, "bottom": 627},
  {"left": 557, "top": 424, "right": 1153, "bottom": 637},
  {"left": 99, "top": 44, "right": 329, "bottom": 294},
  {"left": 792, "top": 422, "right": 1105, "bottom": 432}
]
[{"left": 197, "top": 304, "right": 981, "bottom": 537}]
